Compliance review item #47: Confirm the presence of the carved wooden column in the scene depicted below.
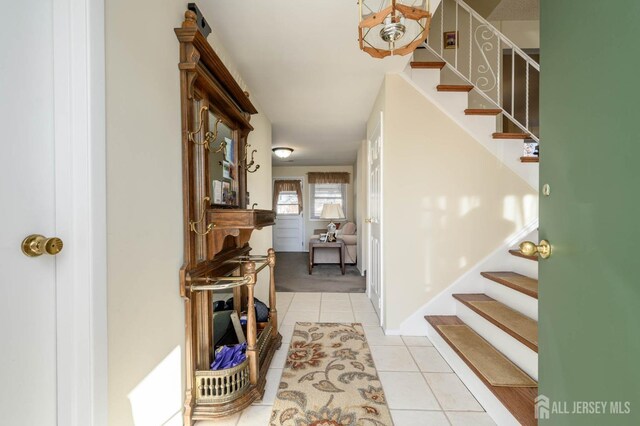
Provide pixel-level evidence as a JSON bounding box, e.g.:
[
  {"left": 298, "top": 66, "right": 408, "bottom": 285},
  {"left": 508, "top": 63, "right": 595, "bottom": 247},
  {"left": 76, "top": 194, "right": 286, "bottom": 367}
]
[
  {"left": 267, "top": 248, "right": 278, "bottom": 336},
  {"left": 243, "top": 261, "right": 259, "bottom": 385}
]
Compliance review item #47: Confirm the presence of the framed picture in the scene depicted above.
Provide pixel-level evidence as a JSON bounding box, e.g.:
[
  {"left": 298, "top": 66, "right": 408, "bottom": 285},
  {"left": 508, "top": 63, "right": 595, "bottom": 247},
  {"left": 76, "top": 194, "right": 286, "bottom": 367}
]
[
  {"left": 222, "top": 161, "right": 231, "bottom": 179},
  {"left": 320, "top": 233, "right": 328, "bottom": 242},
  {"left": 222, "top": 181, "right": 230, "bottom": 203},
  {"left": 444, "top": 31, "right": 458, "bottom": 49},
  {"left": 224, "top": 137, "right": 234, "bottom": 163}
]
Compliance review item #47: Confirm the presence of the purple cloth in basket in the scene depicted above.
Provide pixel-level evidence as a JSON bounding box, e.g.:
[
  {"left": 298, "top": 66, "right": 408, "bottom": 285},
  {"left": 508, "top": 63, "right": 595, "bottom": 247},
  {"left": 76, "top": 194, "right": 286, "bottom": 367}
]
[{"left": 211, "top": 342, "right": 247, "bottom": 370}]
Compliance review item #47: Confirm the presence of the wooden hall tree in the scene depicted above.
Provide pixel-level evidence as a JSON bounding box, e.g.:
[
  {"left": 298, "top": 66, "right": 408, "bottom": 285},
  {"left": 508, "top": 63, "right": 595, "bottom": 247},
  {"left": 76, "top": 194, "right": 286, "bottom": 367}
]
[{"left": 175, "top": 10, "right": 281, "bottom": 425}]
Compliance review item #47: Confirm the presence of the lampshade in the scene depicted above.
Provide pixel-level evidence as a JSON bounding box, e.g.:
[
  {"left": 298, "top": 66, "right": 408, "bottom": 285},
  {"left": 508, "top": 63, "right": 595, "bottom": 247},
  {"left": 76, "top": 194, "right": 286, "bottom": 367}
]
[
  {"left": 358, "top": 0, "right": 431, "bottom": 58},
  {"left": 272, "top": 147, "right": 293, "bottom": 158},
  {"left": 320, "top": 204, "right": 345, "bottom": 220}
]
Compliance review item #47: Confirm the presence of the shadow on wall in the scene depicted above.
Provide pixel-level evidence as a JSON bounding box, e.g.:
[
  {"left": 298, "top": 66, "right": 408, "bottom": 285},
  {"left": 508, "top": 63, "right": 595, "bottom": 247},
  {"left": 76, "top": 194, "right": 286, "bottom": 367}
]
[
  {"left": 419, "top": 194, "right": 538, "bottom": 291},
  {"left": 128, "top": 346, "right": 182, "bottom": 426}
]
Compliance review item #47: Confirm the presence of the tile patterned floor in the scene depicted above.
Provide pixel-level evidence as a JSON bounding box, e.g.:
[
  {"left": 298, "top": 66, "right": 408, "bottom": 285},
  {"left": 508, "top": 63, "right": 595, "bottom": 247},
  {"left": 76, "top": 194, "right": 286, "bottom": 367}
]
[{"left": 198, "top": 292, "right": 496, "bottom": 426}]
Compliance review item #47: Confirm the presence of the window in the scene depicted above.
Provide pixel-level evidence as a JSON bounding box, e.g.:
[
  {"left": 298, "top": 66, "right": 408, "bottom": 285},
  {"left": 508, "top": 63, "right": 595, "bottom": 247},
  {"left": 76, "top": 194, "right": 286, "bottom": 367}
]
[
  {"left": 276, "top": 191, "right": 300, "bottom": 215},
  {"left": 310, "top": 183, "right": 347, "bottom": 220}
]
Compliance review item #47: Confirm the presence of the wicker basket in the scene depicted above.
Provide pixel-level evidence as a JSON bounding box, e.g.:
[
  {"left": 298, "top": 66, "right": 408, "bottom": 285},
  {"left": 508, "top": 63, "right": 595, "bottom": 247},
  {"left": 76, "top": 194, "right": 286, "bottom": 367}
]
[{"left": 195, "top": 358, "right": 250, "bottom": 404}]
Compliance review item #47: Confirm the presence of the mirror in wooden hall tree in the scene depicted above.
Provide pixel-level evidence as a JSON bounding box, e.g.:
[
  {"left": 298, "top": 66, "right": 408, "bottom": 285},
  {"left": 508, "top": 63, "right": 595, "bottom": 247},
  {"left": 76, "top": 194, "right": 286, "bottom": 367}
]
[{"left": 206, "top": 109, "right": 239, "bottom": 207}]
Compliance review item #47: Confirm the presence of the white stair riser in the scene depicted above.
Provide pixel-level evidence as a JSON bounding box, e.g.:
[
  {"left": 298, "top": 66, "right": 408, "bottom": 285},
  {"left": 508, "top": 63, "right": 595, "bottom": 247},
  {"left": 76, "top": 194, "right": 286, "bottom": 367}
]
[
  {"left": 456, "top": 301, "right": 538, "bottom": 380},
  {"left": 483, "top": 281, "right": 538, "bottom": 321},
  {"left": 426, "top": 324, "right": 522, "bottom": 426}
]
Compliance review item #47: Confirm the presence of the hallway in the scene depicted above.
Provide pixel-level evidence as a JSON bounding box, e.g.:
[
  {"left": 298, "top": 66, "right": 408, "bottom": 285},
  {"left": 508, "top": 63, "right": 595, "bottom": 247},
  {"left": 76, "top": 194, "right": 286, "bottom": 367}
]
[{"left": 202, "top": 292, "right": 495, "bottom": 426}]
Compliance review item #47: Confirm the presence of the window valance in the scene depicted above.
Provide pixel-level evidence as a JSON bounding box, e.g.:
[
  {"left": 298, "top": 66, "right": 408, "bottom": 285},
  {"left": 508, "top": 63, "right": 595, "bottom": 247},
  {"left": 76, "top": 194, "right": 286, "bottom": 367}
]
[
  {"left": 307, "top": 172, "right": 350, "bottom": 184},
  {"left": 273, "top": 180, "right": 303, "bottom": 212}
]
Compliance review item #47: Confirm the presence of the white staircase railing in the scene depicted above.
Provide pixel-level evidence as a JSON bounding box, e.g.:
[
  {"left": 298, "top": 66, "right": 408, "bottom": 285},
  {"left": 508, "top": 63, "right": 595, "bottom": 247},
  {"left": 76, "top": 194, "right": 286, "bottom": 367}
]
[{"left": 424, "top": 0, "right": 540, "bottom": 141}]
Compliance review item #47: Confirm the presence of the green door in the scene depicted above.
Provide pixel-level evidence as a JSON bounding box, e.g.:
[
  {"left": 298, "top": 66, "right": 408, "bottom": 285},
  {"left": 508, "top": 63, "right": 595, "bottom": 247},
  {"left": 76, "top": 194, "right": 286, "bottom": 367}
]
[{"left": 540, "top": 1, "right": 640, "bottom": 424}]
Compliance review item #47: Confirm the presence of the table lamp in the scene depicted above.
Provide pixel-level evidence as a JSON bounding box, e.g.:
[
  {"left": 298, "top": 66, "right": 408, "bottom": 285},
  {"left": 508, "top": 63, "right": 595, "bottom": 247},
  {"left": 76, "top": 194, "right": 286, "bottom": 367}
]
[{"left": 320, "top": 204, "right": 345, "bottom": 237}]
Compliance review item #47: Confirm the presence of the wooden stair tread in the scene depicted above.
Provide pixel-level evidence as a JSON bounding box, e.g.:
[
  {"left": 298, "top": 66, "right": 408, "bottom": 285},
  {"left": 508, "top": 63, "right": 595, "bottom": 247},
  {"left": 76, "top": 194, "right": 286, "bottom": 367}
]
[
  {"left": 410, "top": 61, "right": 446, "bottom": 69},
  {"left": 492, "top": 132, "right": 531, "bottom": 139},
  {"left": 481, "top": 271, "right": 538, "bottom": 299},
  {"left": 464, "top": 108, "right": 502, "bottom": 115},
  {"left": 437, "top": 84, "right": 474, "bottom": 92},
  {"left": 453, "top": 294, "right": 538, "bottom": 352},
  {"left": 426, "top": 316, "right": 537, "bottom": 426},
  {"left": 520, "top": 156, "right": 539, "bottom": 163},
  {"left": 509, "top": 249, "right": 539, "bottom": 262}
]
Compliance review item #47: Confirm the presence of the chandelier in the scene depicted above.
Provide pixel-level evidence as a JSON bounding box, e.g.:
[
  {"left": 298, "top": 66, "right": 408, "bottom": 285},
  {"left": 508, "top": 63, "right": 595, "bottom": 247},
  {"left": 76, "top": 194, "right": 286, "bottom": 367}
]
[{"left": 358, "top": 0, "right": 432, "bottom": 58}]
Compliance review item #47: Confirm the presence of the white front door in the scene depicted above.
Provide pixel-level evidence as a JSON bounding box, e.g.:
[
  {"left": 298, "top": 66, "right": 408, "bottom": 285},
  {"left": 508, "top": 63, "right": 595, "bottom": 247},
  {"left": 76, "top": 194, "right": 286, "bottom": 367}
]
[
  {"left": 0, "top": 1, "right": 58, "bottom": 424},
  {"left": 367, "top": 113, "right": 383, "bottom": 324}
]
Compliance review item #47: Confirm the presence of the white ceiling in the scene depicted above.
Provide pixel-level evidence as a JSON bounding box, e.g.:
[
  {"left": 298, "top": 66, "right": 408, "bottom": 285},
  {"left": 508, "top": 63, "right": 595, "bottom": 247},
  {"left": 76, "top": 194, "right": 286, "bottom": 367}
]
[{"left": 205, "top": 1, "right": 410, "bottom": 166}]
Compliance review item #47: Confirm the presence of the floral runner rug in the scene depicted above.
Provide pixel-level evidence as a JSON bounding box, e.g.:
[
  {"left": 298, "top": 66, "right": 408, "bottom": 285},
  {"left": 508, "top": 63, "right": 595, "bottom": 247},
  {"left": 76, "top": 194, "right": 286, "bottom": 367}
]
[{"left": 270, "top": 322, "right": 393, "bottom": 426}]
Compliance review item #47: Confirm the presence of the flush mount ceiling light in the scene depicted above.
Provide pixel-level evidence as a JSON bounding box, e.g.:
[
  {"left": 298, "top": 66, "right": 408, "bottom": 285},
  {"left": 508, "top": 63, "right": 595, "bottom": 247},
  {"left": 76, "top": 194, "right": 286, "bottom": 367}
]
[
  {"left": 359, "top": 0, "right": 432, "bottom": 58},
  {"left": 272, "top": 147, "right": 294, "bottom": 159}
]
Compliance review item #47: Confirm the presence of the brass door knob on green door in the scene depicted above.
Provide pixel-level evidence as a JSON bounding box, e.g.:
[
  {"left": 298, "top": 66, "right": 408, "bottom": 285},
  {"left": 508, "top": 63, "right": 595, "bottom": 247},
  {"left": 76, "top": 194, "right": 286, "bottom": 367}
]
[{"left": 519, "top": 240, "right": 552, "bottom": 259}]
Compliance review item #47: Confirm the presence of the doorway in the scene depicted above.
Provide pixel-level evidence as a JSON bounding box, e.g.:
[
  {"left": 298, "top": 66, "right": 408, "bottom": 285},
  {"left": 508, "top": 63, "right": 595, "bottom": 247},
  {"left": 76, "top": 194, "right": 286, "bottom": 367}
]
[
  {"left": 273, "top": 178, "right": 305, "bottom": 252},
  {"left": 367, "top": 112, "right": 383, "bottom": 325}
]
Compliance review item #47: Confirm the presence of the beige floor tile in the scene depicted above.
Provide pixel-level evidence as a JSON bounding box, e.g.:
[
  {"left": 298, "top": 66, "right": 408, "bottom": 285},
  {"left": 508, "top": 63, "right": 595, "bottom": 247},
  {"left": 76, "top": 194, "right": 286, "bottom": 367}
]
[
  {"left": 282, "top": 310, "right": 319, "bottom": 326},
  {"left": 446, "top": 411, "right": 495, "bottom": 425},
  {"left": 287, "top": 299, "right": 320, "bottom": 311},
  {"left": 270, "top": 345, "right": 289, "bottom": 369},
  {"left": 354, "top": 310, "right": 380, "bottom": 326},
  {"left": 424, "top": 373, "right": 483, "bottom": 411},
  {"left": 319, "top": 311, "right": 355, "bottom": 323},
  {"left": 195, "top": 413, "right": 240, "bottom": 426},
  {"left": 321, "top": 292, "right": 351, "bottom": 301},
  {"left": 391, "top": 410, "right": 450, "bottom": 426},
  {"left": 351, "top": 299, "right": 375, "bottom": 312},
  {"left": 370, "top": 345, "right": 418, "bottom": 372},
  {"left": 253, "top": 368, "right": 283, "bottom": 406},
  {"left": 363, "top": 326, "right": 404, "bottom": 346},
  {"left": 292, "top": 292, "right": 322, "bottom": 301},
  {"left": 349, "top": 292, "right": 371, "bottom": 302},
  {"left": 237, "top": 405, "right": 273, "bottom": 425},
  {"left": 278, "top": 325, "right": 294, "bottom": 343},
  {"left": 402, "top": 336, "right": 434, "bottom": 347},
  {"left": 379, "top": 371, "right": 441, "bottom": 410},
  {"left": 409, "top": 346, "right": 453, "bottom": 373},
  {"left": 320, "top": 299, "right": 353, "bottom": 312}
]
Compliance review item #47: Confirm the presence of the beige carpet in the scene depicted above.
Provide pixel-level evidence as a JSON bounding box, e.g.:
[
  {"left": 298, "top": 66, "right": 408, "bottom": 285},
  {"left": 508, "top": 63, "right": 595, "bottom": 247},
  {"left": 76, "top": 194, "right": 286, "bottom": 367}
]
[
  {"left": 437, "top": 325, "right": 537, "bottom": 387},
  {"left": 270, "top": 322, "right": 393, "bottom": 425}
]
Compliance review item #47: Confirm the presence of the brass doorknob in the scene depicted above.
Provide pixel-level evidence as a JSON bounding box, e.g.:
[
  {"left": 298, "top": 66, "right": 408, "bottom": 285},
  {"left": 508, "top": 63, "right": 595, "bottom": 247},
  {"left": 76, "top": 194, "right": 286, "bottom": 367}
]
[
  {"left": 519, "top": 239, "right": 551, "bottom": 259},
  {"left": 365, "top": 218, "right": 373, "bottom": 223},
  {"left": 21, "top": 234, "right": 64, "bottom": 257}
]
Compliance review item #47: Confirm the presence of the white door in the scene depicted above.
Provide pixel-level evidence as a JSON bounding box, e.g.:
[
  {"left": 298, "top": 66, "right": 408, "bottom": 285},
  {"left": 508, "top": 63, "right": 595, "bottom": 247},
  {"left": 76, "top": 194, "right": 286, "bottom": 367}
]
[
  {"left": 0, "top": 1, "right": 58, "bottom": 424},
  {"left": 273, "top": 180, "right": 305, "bottom": 252},
  {"left": 367, "top": 114, "right": 383, "bottom": 324},
  {"left": 274, "top": 215, "right": 305, "bottom": 252}
]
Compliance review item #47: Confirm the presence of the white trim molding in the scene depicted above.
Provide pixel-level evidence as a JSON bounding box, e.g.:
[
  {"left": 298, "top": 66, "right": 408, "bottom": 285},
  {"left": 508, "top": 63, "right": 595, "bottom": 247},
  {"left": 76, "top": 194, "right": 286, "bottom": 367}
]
[{"left": 53, "top": 0, "right": 107, "bottom": 424}]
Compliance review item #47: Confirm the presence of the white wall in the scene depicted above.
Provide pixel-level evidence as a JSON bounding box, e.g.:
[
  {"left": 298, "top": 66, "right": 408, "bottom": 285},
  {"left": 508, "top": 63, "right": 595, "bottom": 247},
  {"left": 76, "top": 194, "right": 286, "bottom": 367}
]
[
  {"left": 368, "top": 74, "right": 537, "bottom": 330},
  {"left": 272, "top": 165, "right": 355, "bottom": 249},
  {"left": 490, "top": 20, "right": 540, "bottom": 49},
  {"left": 106, "top": 2, "right": 272, "bottom": 425}
]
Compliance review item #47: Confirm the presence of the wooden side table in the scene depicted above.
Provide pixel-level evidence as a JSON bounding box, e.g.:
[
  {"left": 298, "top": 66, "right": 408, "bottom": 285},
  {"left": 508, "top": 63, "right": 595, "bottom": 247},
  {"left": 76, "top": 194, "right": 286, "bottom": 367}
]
[{"left": 308, "top": 238, "right": 345, "bottom": 275}]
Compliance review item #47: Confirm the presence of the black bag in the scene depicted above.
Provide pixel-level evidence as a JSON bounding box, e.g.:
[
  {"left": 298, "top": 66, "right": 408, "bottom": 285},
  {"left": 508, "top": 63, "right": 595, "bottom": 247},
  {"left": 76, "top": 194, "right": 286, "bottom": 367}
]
[{"left": 224, "top": 297, "right": 269, "bottom": 322}]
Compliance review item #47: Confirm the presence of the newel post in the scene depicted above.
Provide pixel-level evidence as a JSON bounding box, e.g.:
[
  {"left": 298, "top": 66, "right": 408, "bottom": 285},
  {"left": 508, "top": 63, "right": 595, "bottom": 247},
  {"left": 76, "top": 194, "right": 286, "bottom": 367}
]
[
  {"left": 243, "top": 261, "right": 259, "bottom": 384},
  {"left": 267, "top": 248, "right": 278, "bottom": 335}
]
